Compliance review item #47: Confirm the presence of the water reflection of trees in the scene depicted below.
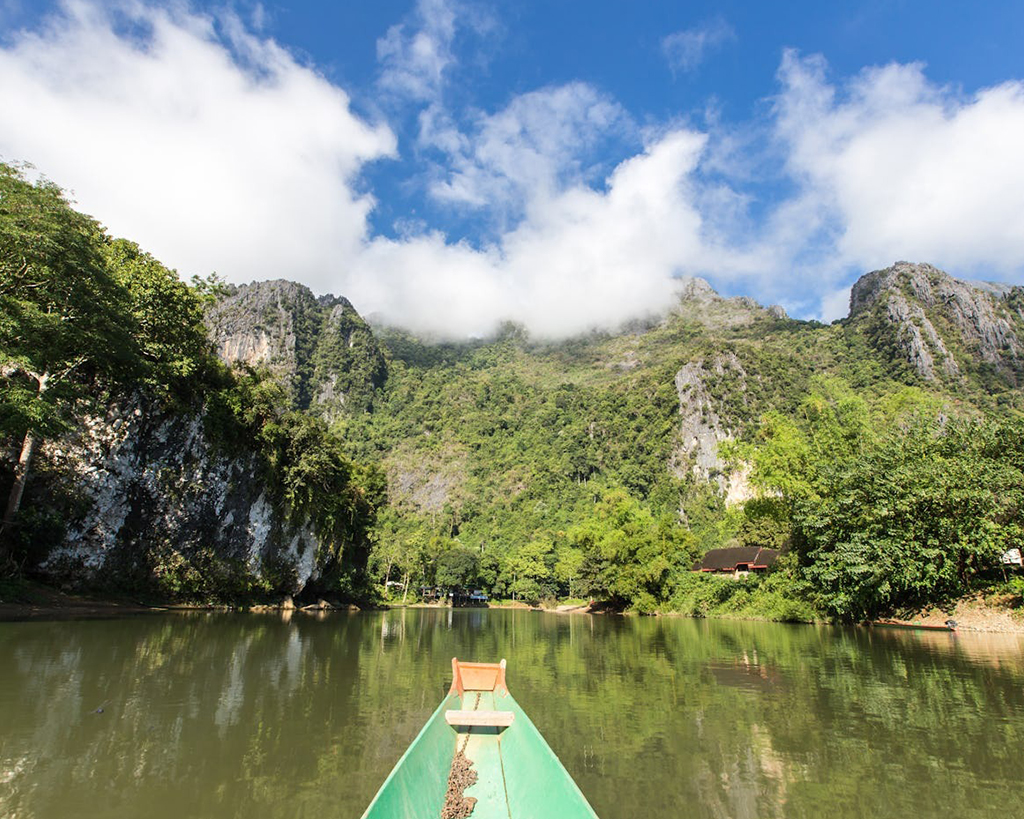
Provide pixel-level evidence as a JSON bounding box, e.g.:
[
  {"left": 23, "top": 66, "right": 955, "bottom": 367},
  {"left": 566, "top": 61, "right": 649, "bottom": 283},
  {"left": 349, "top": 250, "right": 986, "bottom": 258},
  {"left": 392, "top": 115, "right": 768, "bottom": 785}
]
[
  {"left": 0, "top": 614, "right": 369, "bottom": 818},
  {"left": 0, "top": 612, "right": 1022, "bottom": 819}
]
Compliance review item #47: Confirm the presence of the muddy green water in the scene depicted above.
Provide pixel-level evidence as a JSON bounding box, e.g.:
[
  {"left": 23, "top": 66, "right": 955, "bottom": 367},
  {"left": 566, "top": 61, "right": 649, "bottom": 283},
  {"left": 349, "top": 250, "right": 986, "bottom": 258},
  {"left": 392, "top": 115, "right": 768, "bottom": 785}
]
[{"left": 1, "top": 609, "right": 1023, "bottom": 819}]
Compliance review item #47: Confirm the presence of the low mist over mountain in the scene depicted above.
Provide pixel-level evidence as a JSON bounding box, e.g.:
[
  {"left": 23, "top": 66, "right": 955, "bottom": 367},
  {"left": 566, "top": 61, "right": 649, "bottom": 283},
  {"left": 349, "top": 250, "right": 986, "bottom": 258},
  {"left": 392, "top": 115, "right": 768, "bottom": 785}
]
[{"left": 209, "top": 261, "right": 1024, "bottom": 417}]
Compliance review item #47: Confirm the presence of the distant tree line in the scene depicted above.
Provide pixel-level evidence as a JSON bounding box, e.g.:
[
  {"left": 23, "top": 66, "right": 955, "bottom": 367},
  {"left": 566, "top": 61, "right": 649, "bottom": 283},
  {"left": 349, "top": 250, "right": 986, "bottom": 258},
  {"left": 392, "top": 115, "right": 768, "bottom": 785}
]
[{"left": 369, "top": 373, "right": 1023, "bottom": 621}]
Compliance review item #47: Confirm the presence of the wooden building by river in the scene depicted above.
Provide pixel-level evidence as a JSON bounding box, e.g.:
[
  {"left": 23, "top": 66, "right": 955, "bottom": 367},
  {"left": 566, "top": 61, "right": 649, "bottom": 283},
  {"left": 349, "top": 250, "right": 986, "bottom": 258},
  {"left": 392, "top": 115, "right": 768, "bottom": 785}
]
[{"left": 695, "top": 546, "right": 780, "bottom": 578}]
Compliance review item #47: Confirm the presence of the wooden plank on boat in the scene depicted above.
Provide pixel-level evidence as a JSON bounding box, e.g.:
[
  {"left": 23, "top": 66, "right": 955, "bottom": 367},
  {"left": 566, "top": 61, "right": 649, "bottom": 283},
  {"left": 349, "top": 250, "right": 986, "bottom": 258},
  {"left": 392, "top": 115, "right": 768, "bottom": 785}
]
[{"left": 444, "top": 709, "right": 515, "bottom": 727}]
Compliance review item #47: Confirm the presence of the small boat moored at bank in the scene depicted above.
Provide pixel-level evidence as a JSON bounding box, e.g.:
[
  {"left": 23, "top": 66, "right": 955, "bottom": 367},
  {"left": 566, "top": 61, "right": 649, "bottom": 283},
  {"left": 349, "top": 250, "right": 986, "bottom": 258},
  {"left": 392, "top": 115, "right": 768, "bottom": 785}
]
[
  {"left": 361, "top": 658, "right": 600, "bottom": 819},
  {"left": 871, "top": 619, "right": 958, "bottom": 632}
]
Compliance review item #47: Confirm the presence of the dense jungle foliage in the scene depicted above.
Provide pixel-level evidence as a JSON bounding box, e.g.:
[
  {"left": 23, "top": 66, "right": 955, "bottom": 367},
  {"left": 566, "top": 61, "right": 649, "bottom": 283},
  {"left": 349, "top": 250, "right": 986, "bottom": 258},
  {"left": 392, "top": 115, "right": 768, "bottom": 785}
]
[{"left": 344, "top": 314, "right": 1023, "bottom": 621}]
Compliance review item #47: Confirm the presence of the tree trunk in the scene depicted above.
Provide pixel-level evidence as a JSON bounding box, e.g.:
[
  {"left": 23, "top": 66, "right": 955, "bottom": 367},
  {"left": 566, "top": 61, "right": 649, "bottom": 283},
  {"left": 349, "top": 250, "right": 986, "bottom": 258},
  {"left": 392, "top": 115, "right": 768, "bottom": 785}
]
[
  {"left": 1, "top": 431, "right": 38, "bottom": 550},
  {"left": 0, "top": 372, "right": 48, "bottom": 561}
]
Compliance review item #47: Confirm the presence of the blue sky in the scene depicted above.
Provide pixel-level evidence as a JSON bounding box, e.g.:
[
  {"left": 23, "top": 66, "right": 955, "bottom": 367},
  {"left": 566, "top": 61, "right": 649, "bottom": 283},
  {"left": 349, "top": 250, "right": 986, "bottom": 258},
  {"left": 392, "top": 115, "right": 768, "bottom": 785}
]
[{"left": 2, "top": 1, "right": 1024, "bottom": 336}]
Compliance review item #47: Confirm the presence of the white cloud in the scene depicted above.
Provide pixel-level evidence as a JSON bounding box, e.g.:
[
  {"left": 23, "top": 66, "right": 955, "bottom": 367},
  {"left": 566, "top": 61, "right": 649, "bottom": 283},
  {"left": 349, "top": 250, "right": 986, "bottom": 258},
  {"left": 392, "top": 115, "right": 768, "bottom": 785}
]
[
  {"left": 353, "top": 130, "right": 717, "bottom": 338},
  {"left": 0, "top": 1, "right": 742, "bottom": 339},
  {"left": 820, "top": 285, "right": 853, "bottom": 323},
  {"left": 775, "top": 50, "right": 1024, "bottom": 279},
  {"left": 376, "top": 0, "right": 458, "bottom": 103},
  {"left": 4, "top": 4, "right": 1024, "bottom": 338},
  {"left": 0, "top": 0, "right": 395, "bottom": 291},
  {"left": 662, "top": 18, "right": 734, "bottom": 76},
  {"left": 427, "top": 83, "right": 633, "bottom": 221}
]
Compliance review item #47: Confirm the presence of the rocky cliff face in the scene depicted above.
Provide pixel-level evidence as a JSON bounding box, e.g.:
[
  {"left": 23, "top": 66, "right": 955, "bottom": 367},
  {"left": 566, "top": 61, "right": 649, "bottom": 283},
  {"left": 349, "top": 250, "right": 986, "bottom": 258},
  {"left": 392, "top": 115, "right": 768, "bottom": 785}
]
[
  {"left": 35, "top": 396, "right": 323, "bottom": 596},
  {"left": 205, "top": 280, "right": 322, "bottom": 404},
  {"left": 19, "top": 281, "right": 386, "bottom": 597},
  {"left": 309, "top": 297, "right": 388, "bottom": 416},
  {"left": 23, "top": 260, "right": 1019, "bottom": 599},
  {"left": 849, "top": 262, "right": 1023, "bottom": 384},
  {"left": 670, "top": 354, "right": 754, "bottom": 506},
  {"left": 206, "top": 281, "right": 386, "bottom": 414},
  {"left": 673, "top": 276, "right": 788, "bottom": 327},
  {"left": 663, "top": 279, "right": 787, "bottom": 506}
]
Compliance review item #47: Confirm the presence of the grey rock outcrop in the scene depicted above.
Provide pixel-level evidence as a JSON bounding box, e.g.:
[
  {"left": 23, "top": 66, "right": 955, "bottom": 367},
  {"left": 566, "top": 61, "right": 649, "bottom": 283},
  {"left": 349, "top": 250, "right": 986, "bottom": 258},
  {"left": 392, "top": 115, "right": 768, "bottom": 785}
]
[
  {"left": 205, "top": 281, "right": 386, "bottom": 413},
  {"left": 309, "top": 297, "right": 387, "bottom": 417},
  {"left": 37, "top": 397, "right": 323, "bottom": 594},
  {"left": 673, "top": 276, "right": 789, "bottom": 329},
  {"left": 206, "top": 280, "right": 321, "bottom": 401},
  {"left": 849, "top": 262, "right": 1023, "bottom": 383},
  {"left": 670, "top": 355, "right": 753, "bottom": 505}
]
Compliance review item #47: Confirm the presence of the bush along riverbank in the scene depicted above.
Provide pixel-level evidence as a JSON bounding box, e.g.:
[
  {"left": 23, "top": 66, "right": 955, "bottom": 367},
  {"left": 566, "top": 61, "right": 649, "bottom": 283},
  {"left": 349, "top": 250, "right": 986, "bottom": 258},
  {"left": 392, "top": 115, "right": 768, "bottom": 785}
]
[
  {"left": 372, "top": 571, "right": 1024, "bottom": 633},
  {"left": 655, "top": 573, "right": 1024, "bottom": 633}
]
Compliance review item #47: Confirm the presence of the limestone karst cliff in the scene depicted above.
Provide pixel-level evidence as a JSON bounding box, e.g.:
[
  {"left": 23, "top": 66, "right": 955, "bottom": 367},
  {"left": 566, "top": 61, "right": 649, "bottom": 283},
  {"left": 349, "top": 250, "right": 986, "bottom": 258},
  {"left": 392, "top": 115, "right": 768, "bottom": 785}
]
[
  {"left": 32, "top": 396, "right": 327, "bottom": 595},
  {"left": 17, "top": 290, "right": 381, "bottom": 600},
  {"left": 205, "top": 280, "right": 386, "bottom": 415},
  {"left": 848, "top": 261, "right": 1023, "bottom": 385},
  {"left": 12, "top": 258, "right": 1022, "bottom": 604}
]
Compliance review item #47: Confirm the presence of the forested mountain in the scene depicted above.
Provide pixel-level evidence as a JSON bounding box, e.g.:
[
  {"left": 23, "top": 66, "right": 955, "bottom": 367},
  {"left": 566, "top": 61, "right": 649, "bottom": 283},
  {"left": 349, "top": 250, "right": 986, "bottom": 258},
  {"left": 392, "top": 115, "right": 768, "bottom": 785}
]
[
  {"left": 0, "top": 165, "right": 382, "bottom": 602},
  {"left": 2, "top": 162, "right": 1022, "bottom": 619},
  {"left": 197, "top": 261, "right": 1024, "bottom": 619}
]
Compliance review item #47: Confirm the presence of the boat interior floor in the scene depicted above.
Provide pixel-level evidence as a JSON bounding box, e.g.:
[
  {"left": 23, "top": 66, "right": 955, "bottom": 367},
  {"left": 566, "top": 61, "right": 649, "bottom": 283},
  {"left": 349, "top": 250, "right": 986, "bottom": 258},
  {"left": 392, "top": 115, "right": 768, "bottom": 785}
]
[{"left": 452, "top": 691, "right": 511, "bottom": 819}]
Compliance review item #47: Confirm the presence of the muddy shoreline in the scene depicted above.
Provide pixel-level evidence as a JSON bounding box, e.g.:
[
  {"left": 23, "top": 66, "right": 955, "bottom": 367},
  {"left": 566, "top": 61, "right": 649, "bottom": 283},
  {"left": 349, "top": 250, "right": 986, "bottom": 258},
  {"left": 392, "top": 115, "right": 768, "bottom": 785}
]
[{"left": 0, "top": 583, "right": 164, "bottom": 621}]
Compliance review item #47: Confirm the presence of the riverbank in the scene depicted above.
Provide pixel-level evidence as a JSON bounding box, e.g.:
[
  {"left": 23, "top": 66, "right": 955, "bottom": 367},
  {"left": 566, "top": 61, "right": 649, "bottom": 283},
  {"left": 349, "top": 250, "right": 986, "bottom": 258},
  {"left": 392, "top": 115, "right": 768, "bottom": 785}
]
[
  {"left": 391, "top": 596, "right": 1024, "bottom": 632},
  {"left": 647, "top": 596, "right": 1023, "bottom": 633},
  {"left": 875, "top": 597, "right": 1024, "bottom": 633},
  {"left": 0, "top": 579, "right": 363, "bottom": 621},
  {"left": 0, "top": 580, "right": 161, "bottom": 620},
  {"left": 3, "top": 580, "right": 1022, "bottom": 632},
  {"left": 545, "top": 597, "right": 1024, "bottom": 633}
]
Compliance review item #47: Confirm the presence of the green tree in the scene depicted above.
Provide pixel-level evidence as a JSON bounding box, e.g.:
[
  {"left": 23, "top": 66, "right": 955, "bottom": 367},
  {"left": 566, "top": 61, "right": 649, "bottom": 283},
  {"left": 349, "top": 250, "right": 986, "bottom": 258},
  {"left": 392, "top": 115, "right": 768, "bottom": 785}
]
[
  {"left": 103, "top": 238, "right": 212, "bottom": 390},
  {"left": 797, "top": 418, "right": 1024, "bottom": 620},
  {"left": 554, "top": 544, "right": 584, "bottom": 598},
  {"left": 370, "top": 511, "right": 425, "bottom": 597},
  {"left": 435, "top": 546, "right": 480, "bottom": 588},
  {"left": 501, "top": 539, "right": 553, "bottom": 602},
  {"left": 727, "top": 379, "right": 875, "bottom": 513},
  {"left": 727, "top": 411, "right": 815, "bottom": 508},
  {"left": 0, "top": 164, "right": 137, "bottom": 558},
  {"left": 570, "top": 488, "right": 694, "bottom": 612},
  {"left": 266, "top": 411, "right": 384, "bottom": 577}
]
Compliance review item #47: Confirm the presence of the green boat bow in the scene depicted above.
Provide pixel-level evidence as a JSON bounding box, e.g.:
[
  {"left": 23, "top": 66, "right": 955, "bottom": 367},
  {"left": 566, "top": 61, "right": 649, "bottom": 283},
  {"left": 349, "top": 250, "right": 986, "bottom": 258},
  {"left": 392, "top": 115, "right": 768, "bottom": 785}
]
[{"left": 361, "top": 658, "right": 600, "bottom": 819}]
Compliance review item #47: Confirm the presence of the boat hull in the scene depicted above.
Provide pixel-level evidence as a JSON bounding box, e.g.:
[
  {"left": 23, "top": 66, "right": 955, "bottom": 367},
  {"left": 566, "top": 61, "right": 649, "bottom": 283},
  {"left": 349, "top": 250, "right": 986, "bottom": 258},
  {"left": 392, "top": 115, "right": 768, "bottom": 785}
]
[{"left": 361, "top": 660, "right": 599, "bottom": 819}]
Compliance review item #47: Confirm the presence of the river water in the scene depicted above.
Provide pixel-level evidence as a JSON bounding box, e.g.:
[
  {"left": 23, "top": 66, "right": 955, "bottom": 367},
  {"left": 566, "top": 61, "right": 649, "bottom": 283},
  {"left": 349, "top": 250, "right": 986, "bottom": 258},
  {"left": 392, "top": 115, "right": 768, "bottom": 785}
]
[{"left": 1, "top": 608, "right": 1022, "bottom": 819}]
